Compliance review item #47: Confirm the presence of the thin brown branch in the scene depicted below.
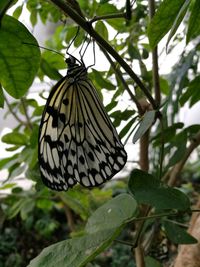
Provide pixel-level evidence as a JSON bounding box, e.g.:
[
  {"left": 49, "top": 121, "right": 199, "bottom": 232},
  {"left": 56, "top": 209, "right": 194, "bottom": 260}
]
[
  {"left": 21, "top": 97, "right": 33, "bottom": 130},
  {"left": 134, "top": 130, "right": 150, "bottom": 267},
  {"left": 162, "top": 131, "right": 200, "bottom": 186},
  {"left": 167, "top": 131, "right": 200, "bottom": 186},
  {"left": 90, "top": 13, "right": 126, "bottom": 24},
  {"left": 114, "top": 239, "right": 134, "bottom": 247},
  {"left": 4, "top": 95, "right": 26, "bottom": 126},
  {"left": 148, "top": 0, "right": 161, "bottom": 106},
  {"left": 50, "top": 0, "right": 158, "bottom": 110}
]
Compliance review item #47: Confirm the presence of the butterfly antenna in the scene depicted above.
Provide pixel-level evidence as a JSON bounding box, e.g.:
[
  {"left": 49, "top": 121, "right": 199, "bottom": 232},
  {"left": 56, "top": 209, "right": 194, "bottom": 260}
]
[{"left": 22, "top": 42, "right": 64, "bottom": 58}]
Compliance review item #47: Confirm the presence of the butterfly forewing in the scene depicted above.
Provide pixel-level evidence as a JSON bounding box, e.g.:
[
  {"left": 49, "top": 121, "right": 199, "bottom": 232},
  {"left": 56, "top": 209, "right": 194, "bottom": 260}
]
[{"left": 38, "top": 61, "right": 127, "bottom": 191}]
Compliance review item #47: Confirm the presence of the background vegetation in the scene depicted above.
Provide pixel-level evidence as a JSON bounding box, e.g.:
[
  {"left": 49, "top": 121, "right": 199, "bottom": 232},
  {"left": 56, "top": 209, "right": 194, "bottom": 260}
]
[{"left": 0, "top": 0, "right": 200, "bottom": 266}]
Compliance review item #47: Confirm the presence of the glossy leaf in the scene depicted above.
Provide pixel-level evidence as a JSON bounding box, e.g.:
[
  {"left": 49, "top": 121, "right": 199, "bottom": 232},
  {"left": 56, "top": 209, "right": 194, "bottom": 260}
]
[
  {"left": 166, "top": 0, "right": 190, "bottom": 50},
  {"left": 28, "top": 228, "right": 121, "bottom": 267},
  {"left": 187, "top": 0, "right": 200, "bottom": 43},
  {"left": 129, "top": 169, "right": 190, "bottom": 211},
  {"left": 148, "top": 0, "right": 186, "bottom": 48},
  {"left": 0, "top": 15, "right": 40, "bottom": 98},
  {"left": 95, "top": 21, "right": 108, "bottom": 40},
  {"left": 86, "top": 194, "right": 137, "bottom": 233},
  {"left": 133, "top": 110, "right": 156, "bottom": 143},
  {"left": 164, "top": 221, "right": 197, "bottom": 244}
]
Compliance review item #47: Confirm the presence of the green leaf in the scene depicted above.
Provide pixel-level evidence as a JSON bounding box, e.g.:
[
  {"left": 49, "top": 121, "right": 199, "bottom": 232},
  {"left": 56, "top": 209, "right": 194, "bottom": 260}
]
[
  {"left": 153, "top": 123, "right": 184, "bottom": 146},
  {"left": 28, "top": 228, "right": 121, "bottom": 267},
  {"left": 36, "top": 199, "right": 53, "bottom": 211},
  {"left": 129, "top": 169, "right": 190, "bottom": 211},
  {"left": 166, "top": 0, "right": 190, "bottom": 50},
  {"left": 0, "top": 183, "right": 16, "bottom": 190},
  {"left": 85, "top": 194, "right": 137, "bottom": 234},
  {"left": 40, "top": 58, "right": 63, "bottom": 80},
  {"left": 144, "top": 256, "right": 162, "bottom": 267},
  {"left": 7, "top": 198, "right": 25, "bottom": 219},
  {"left": 133, "top": 110, "right": 156, "bottom": 143},
  {"left": 119, "top": 117, "right": 136, "bottom": 139},
  {"left": 91, "top": 69, "right": 115, "bottom": 90},
  {"left": 60, "top": 190, "right": 90, "bottom": 220},
  {"left": 0, "top": 84, "right": 4, "bottom": 108},
  {"left": 111, "top": 110, "right": 135, "bottom": 127},
  {"left": 12, "top": 5, "right": 23, "bottom": 19},
  {"left": 95, "top": 21, "right": 108, "bottom": 40},
  {"left": 180, "top": 76, "right": 200, "bottom": 107},
  {"left": 167, "top": 131, "right": 187, "bottom": 167},
  {"left": 128, "top": 44, "right": 141, "bottom": 60},
  {"left": 159, "top": 76, "right": 170, "bottom": 95},
  {"left": 105, "top": 100, "right": 118, "bottom": 112},
  {"left": 96, "top": 3, "right": 125, "bottom": 31},
  {"left": 1, "top": 132, "right": 29, "bottom": 145},
  {"left": 148, "top": 0, "right": 186, "bottom": 48},
  {"left": 42, "top": 50, "right": 66, "bottom": 70},
  {"left": 0, "top": 154, "right": 19, "bottom": 170},
  {"left": 187, "top": 0, "right": 200, "bottom": 43},
  {"left": 164, "top": 221, "right": 197, "bottom": 244},
  {"left": 0, "top": 15, "right": 40, "bottom": 98},
  {"left": 20, "top": 199, "right": 35, "bottom": 220}
]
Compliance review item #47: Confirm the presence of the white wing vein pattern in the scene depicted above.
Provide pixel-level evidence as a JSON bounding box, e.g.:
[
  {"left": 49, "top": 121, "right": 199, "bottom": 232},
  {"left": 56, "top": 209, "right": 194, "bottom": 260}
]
[{"left": 38, "top": 64, "right": 127, "bottom": 191}]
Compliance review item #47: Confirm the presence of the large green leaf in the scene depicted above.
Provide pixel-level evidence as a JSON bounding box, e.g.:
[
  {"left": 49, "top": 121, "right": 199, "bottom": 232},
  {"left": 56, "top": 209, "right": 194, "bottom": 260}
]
[
  {"left": 187, "top": 0, "right": 200, "bottom": 43},
  {"left": 166, "top": 0, "right": 190, "bottom": 49},
  {"left": 86, "top": 193, "right": 137, "bottom": 233},
  {"left": 28, "top": 194, "right": 137, "bottom": 267},
  {"left": 128, "top": 169, "right": 190, "bottom": 211},
  {"left": 27, "top": 229, "right": 120, "bottom": 267},
  {"left": 164, "top": 221, "right": 197, "bottom": 244},
  {"left": 148, "top": 0, "right": 186, "bottom": 48},
  {"left": 0, "top": 15, "right": 40, "bottom": 98}
]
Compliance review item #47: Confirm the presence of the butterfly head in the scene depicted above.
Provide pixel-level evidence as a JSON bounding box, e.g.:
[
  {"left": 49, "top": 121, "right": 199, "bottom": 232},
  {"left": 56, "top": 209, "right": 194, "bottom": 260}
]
[{"left": 66, "top": 55, "right": 87, "bottom": 79}]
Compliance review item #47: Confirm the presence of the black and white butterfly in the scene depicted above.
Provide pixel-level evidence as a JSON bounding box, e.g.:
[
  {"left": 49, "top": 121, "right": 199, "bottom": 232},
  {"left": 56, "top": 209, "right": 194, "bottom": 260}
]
[{"left": 38, "top": 55, "right": 127, "bottom": 191}]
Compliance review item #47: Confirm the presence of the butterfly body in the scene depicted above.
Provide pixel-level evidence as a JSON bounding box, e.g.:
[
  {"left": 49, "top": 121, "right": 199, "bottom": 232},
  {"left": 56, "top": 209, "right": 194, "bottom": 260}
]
[{"left": 38, "top": 57, "right": 127, "bottom": 191}]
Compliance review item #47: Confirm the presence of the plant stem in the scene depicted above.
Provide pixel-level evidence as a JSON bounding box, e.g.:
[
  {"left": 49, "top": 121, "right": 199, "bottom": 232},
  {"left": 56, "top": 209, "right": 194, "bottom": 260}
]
[
  {"left": 50, "top": 0, "right": 158, "bottom": 110},
  {"left": 21, "top": 98, "right": 33, "bottom": 130},
  {"left": 90, "top": 13, "right": 126, "bottom": 24},
  {"left": 4, "top": 95, "right": 26, "bottom": 126},
  {"left": 167, "top": 130, "right": 200, "bottom": 186},
  {"left": 148, "top": 0, "right": 161, "bottom": 106}
]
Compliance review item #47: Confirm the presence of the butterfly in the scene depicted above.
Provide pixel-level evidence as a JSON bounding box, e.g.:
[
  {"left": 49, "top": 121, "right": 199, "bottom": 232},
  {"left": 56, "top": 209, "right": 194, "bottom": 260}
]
[{"left": 38, "top": 55, "right": 127, "bottom": 191}]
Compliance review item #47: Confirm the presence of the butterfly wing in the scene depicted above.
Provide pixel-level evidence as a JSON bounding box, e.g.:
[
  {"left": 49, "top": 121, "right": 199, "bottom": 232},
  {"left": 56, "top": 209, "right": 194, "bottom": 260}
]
[
  {"left": 39, "top": 75, "right": 127, "bottom": 191},
  {"left": 38, "top": 77, "right": 77, "bottom": 191}
]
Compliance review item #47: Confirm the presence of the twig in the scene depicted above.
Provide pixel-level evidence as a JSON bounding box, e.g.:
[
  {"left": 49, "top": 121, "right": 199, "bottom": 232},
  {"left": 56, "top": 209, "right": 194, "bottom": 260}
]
[
  {"left": 63, "top": 204, "right": 75, "bottom": 232},
  {"left": 166, "top": 131, "right": 200, "bottom": 186},
  {"left": 114, "top": 239, "right": 134, "bottom": 247},
  {"left": 21, "top": 97, "right": 33, "bottom": 130},
  {"left": 148, "top": 0, "right": 161, "bottom": 106},
  {"left": 90, "top": 13, "right": 126, "bottom": 24},
  {"left": 4, "top": 95, "right": 26, "bottom": 126},
  {"left": 50, "top": 0, "right": 158, "bottom": 110}
]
